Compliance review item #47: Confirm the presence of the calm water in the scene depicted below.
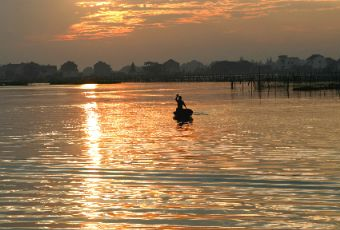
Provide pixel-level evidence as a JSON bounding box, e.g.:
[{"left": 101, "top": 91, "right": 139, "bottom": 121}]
[{"left": 1, "top": 83, "right": 340, "bottom": 229}]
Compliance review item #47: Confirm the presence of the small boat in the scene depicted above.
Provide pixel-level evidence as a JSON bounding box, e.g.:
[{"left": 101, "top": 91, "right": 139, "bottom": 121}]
[{"left": 174, "top": 108, "right": 193, "bottom": 121}]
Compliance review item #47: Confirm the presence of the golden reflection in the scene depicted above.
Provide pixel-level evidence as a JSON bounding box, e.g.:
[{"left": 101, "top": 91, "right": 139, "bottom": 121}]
[
  {"left": 82, "top": 84, "right": 98, "bottom": 99},
  {"left": 81, "top": 84, "right": 98, "bottom": 90},
  {"left": 84, "top": 102, "right": 102, "bottom": 164},
  {"left": 81, "top": 92, "right": 104, "bottom": 227}
]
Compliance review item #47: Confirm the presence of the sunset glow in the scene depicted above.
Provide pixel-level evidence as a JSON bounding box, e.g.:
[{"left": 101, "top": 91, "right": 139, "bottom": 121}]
[
  {"left": 1, "top": 0, "right": 340, "bottom": 68},
  {"left": 57, "top": 0, "right": 340, "bottom": 40}
]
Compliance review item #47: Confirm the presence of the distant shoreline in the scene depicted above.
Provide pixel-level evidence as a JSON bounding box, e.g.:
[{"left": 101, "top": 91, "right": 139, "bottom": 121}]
[
  {"left": 0, "top": 81, "right": 122, "bottom": 86},
  {"left": 2, "top": 79, "right": 340, "bottom": 92},
  {"left": 1, "top": 55, "right": 340, "bottom": 87}
]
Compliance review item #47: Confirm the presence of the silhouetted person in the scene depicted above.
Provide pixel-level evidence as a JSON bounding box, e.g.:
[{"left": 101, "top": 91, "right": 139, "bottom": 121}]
[{"left": 175, "top": 94, "right": 187, "bottom": 111}]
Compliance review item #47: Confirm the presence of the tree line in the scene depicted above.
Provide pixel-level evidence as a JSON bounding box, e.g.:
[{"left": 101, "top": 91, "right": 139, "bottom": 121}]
[{"left": 1, "top": 55, "right": 339, "bottom": 85}]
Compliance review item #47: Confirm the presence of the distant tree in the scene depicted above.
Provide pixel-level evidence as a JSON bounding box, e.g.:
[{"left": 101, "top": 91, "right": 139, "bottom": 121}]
[
  {"left": 60, "top": 61, "right": 78, "bottom": 77},
  {"left": 60, "top": 61, "right": 78, "bottom": 73},
  {"left": 94, "top": 61, "right": 112, "bottom": 77},
  {"left": 3, "top": 64, "right": 18, "bottom": 81},
  {"left": 82, "top": 66, "right": 94, "bottom": 77},
  {"left": 129, "top": 62, "right": 136, "bottom": 74},
  {"left": 23, "top": 62, "right": 41, "bottom": 82}
]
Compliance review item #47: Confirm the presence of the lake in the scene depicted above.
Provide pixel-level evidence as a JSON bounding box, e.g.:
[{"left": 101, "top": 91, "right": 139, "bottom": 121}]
[{"left": 0, "top": 83, "right": 340, "bottom": 229}]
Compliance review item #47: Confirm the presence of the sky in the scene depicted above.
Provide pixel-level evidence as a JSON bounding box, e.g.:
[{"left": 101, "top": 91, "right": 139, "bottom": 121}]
[{"left": 1, "top": 0, "right": 340, "bottom": 70}]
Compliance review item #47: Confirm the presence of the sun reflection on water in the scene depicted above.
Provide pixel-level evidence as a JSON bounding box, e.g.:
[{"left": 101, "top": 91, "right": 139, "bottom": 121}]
[
  {"left": 81, "top": 85, "right": 104, "bottom": 227},
  {"left": 84, "top": 102, "right": 102, "bottom": 164},
  {"left": 1, "top": 84, "right": 340, "bottom": 229},
  {"left": 81, "top": 84, "right": 98, "bottom": 90}
]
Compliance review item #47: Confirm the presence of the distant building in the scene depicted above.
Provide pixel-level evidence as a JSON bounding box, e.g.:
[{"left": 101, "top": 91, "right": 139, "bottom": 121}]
[
  {"left": 306, "top": 54, "right": 327, "bottom": 69},
  {"left": 265, "top": 58, "right": 274, "bottom": 66},
  {"left": 210, "top": 60, "right": 256, "bottom": 74},
  {"left": 337, "top": 59, "right": 340, "bottom": 71},
  {"left": 324, "top": 58, "right": 338, "bottom": 71},
  {"left": 288, "top": 57, "right": 304, "bottom": 66},
  {"left": 163, "top": 59, "right": 180, "bottom": 73},
  {"left": 143, "top": 61, "right": 163, "bottom": 74},
  {"left": 275, "top": 55, "right": 304, "bottom": 70},
  {"left": 181, "top": 60, "right": 206, "bottom": 73}
]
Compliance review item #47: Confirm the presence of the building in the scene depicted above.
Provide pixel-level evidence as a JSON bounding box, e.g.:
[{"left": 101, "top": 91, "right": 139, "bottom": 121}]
[
  {"left": 210, "top": 60, "right": 256, "bottom": 74},
  {"left": 143, "top": 61, "right": 163, "bottom": 74},
  {"left": 275, "top": 55, "right": 304, "bottom": 70},
  {"left": 181, "top": 60, "right": 206, "bottom": 73},
  {"left": 306, "top": 54, "right": 327, "bottom": 69},
  {"left": 163, "top": 59, "right": 180, "bottom": 73}
]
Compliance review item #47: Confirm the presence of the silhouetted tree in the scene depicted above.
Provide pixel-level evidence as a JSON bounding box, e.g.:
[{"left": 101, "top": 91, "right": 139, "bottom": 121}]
[
  {"left": 60, "top": 61, "right": 78, "bottom": 77},
  {"left": 60, "top": 61, "right": 78, "bottom": 72},
  {"left": 82, "top": 67, "right": 94, "bottom": 77},
  {"left": 23, "top": 62, "right": 41, "bottom": 82},
  {"left": 94, "top": 61, "right": 112, "bottom": 77},
  {"left": 129, "top": 62, "right": 136, "bottom": 74}
]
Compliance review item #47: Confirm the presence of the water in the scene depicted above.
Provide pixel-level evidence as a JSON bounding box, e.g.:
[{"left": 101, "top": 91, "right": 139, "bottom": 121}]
[{"left": 0, "top": 83, "right": 340, "bottom": 229}]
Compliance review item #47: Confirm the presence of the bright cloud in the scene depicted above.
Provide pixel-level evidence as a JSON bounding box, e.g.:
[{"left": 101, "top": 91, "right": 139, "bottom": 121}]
[{"left": 56, "top": 0, "right": 340, "bottom": 40}]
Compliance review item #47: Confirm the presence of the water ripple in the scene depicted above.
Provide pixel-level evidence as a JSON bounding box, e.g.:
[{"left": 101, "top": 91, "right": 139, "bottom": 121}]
[{"left": 1, "top": 83, "right": 340, "bottom": 229}]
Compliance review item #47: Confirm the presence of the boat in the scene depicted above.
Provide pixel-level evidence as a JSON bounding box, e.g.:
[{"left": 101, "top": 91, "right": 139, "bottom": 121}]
[{"left": 173, "top": 108, "right": 193, "bottom": 121}]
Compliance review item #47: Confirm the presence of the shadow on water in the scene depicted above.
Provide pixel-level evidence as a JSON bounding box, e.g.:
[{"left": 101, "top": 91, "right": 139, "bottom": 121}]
[
  {"left": 174, "top": 116, "right": 193, "bottom": 128},
  {"left": 173, "top": 107, "right": 194, "bottom": 127}
]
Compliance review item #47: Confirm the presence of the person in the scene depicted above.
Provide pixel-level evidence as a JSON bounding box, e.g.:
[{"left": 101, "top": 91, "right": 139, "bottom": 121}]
[{"left": 175, "top": 94, "right": 187, "bottom": 111}]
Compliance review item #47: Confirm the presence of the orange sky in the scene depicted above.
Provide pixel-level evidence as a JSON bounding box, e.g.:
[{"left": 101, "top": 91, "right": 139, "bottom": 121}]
[{"left": 1, "top": 0, "right": 340, "bottom": 69}]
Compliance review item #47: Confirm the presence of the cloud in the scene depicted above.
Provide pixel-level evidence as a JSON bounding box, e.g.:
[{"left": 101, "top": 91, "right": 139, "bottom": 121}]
[{"left": 56, "top": 0, "right": 340, "bottom": 40}]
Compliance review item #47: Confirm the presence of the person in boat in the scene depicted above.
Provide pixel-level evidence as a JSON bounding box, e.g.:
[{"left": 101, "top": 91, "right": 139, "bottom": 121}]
[{"left": 175, "top": 94, "right": 187, "bottom": 111}]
